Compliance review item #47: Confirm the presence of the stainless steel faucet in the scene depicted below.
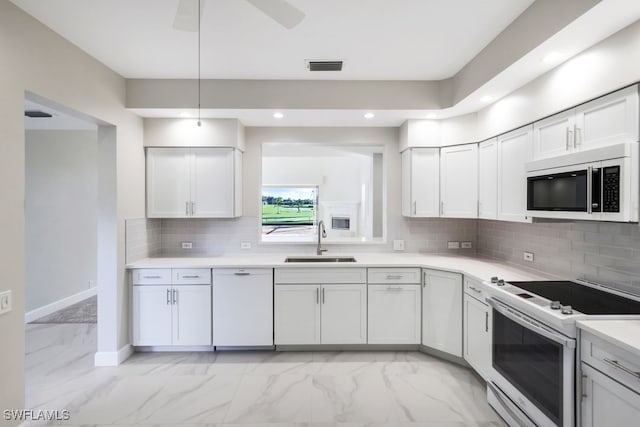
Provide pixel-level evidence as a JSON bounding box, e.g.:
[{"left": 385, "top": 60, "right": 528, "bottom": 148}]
[{"left": 317, "top": 220, "right": 327, "bottom": 255}]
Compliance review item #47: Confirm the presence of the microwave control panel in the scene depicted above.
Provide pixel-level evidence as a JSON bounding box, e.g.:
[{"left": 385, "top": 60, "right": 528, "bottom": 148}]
[{"left": 602, "top": 166, "right": 620, "bottom": 212}]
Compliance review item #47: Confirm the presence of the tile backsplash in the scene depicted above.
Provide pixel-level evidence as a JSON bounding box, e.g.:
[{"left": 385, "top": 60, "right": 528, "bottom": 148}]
[
  {"left": 125, "top": 218, "right": 162, "bottom": 263},
  {"left": 477, "top": 219, "right": 640, "bottom": 295}
]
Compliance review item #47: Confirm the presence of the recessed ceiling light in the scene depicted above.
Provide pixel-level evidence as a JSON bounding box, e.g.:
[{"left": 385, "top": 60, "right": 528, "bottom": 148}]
[
  {"left": 364, "top": 112, "right": 375, "bottom": 119},
  {"left": 480, "top": 95, "right": 494, "bottom": 103},
  {"left": 542, "top": 52, "right": 564, "bottom": 63},
  {"left": 179, "top": 112, "right": 190, "bottom": 118},
  {"left": 426, "top": 113, "right": 438, "bottom": 119},
  {"left": 273, "top": 112, "right": 284, "bottom": 119}
]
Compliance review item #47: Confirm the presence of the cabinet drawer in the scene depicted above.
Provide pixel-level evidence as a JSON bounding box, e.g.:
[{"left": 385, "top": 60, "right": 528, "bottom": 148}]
[
  {"left": 582, "top": 332, "right": 640, "bottom": 394},
  {"left": 275, "top": 268, "right": 366, "bottom": 284},
  {"left": 132, "top": 269, "right": 172, "bottom": 285},
  {"left": 464, "top": 277, "right": 486, "bottom": 300},
  {"left": 173, "top": 268, "right": 211, "bottom": 285},
  {"left": 213, "top": 268, "right": 272, "bottom": 286},
  {"left": 367, "top": 268, "right": 421, "bottom": 284}
]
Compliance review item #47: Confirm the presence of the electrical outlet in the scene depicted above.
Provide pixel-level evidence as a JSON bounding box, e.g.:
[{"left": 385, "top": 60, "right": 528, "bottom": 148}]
[
  {"left": 241, "top": 241, "right": 252, "bottom": 250},
  {"left": 447, "top": 241, "right": 460, "bottom": 249},
  {"left": 88, "top": 280, "right": 95, "bottom": 289},
  {"left": 461, "top": 241, "right": 473, "bottom": 249},
  {"left": 524, "top": 251, "right": 534, "bottom": 262},
  {"left": 0, "top": 290, "right": 12, "bottom": 315},
  {"left": 181, "top": 241, "right": 193, "bottom": 249},
  {"left": 393, "top": 240, "right": 405, "bottom": 251}
]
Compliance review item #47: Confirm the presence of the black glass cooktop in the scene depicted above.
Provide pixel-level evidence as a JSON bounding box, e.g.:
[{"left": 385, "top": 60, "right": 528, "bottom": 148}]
[{"left": 507, "top": 281, "right": 640, "bottom": 315}]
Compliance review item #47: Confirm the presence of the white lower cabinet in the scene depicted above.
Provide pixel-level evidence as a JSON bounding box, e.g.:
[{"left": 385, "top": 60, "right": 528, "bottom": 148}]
[
  {"left": 581, "top": 362, "right": 640, "bottom": 427},
  {"left": 422, "top": 268, "right": 463, "bottom": 357},
  {"left": 463, "top": 290, "right": 491, "bottom": 379},
  {"left": 212, "top": 268, "right": 273, "bottom": 347},
  {"left": 368, "top": 284, "right": 421, "bottom": 344},
  {"left": 133, "top": 284, "right": 212, "bottom": 346},
  {"left": 274, "top": 283, "right": 367, "bottom": 345}
]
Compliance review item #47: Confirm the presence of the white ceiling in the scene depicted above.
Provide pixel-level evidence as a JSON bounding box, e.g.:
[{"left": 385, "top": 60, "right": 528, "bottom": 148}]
[{"left": 10, "top": 0, "right": 534, "bottom": 80}]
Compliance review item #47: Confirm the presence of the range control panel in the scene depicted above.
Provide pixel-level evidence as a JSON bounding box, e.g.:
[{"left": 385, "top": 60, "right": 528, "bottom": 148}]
[{"left": 602, "top": 166, "right": 620, "bottom": 213}]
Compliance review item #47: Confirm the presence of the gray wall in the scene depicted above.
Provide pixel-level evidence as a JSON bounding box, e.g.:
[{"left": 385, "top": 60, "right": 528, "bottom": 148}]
[
  {"left": 25, "top": 130, "right": 98, "bottom": 312},
  {"left": 478, "top": 220, "right": 640, "bottom": 294}
]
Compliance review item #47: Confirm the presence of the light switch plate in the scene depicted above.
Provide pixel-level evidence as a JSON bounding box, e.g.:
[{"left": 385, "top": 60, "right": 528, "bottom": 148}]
[
  {"left": 393, "top": 240, "right": 405, "bottom": 251},
  {"left": 461, "top": 241, "right": 472, "bottom": 249},
  {"left": 181, "top": 241, "right": 193, "bottom": 249},
  {"left": 241, "top": 241, "right": 252, "bottom": 249},
  {"left": 447, "top": 241, "right": 460, "bottom": 249},
  {"left": 0, "top": 290, "right": 12, "bottom": 315}
]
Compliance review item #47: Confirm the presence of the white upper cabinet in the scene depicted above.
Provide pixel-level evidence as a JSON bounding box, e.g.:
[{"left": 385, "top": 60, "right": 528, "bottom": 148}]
[
  {"left": 533, "top": 85, "right": 639, "bottom": 160},
  {"left": 478, "top": 138, "right": 498, "bottom": 220},
  {"left": 440, "top": 144, "right": 478, "bottom": 218},
  {"left": 402, "top": 148, "right": 440, "bottom": 217},
  {"left": 147, "top": 147, "right": 242, "bottom": 218},
  {"left": 497, "top": 125, "right": 533, "bottom": 223}
]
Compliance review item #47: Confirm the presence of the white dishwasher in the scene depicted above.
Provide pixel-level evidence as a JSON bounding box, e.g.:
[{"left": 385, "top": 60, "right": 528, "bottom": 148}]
[{"left": 212, "top": 268, "right": 273, "bottom": 347}]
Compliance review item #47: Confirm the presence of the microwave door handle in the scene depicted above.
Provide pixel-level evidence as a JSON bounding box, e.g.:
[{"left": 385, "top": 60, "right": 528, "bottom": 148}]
[
  {"left": 487, "top": 298, "right": 576, "bottom": 349},
  {"left": 587, "top": 166, "right": 593, "bottom": 215}
]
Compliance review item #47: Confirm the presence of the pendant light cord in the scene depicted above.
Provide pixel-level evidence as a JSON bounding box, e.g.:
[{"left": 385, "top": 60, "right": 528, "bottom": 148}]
[{"left": 197, "top": 0, "right": 202, "bottom": 126}]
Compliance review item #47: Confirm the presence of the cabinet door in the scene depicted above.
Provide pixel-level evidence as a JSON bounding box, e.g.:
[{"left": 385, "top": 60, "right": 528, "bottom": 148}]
[
  {"left": 581, "top": 363, "right": 640, "bottom": 427},
  {"left": 321, "top": 284, "right": 367, "bottom": 344},
  {"left": 172, "top": 285, "right": 212, "bottom": 346},
  {"left": 191, "top": 148, "right": 235, "bottom": 218},
  {"left": 422, "top": 269, "right": 463, "bottom": 357},
  {"left": 132, "top": 285, "right": 173, "bottom": 346},
  {"left": 532, "top": 109, "right": 575, "bottom": 160},
  {"left": 478, "top": 139, "right": 498, "bottom": 219},
  {"left": 274, "top": 285, "right": 321, "bottom": 345},
  {"left": 497, "top": 125, "right": 533, "bottom": 223},
  {"left": 440, "top": 144, "right": 478, "bottom": 218},
  {"left": 463, "top": 294, "right": 491, "bottom": 379},
  {"left": 212, "top": 269, "right": 273, "bottom": 346},
  {"left": 146, "top": 148, "right": 190, "bottom": 218},
  {"left": 368, "top": 284, "right": 421, "bottom": 344},
  {"left": 402, "top": 148, "right": 440, "bottom": 217},
  {"left": 576, "top": 85, "right": 639, "bottom": 151}
]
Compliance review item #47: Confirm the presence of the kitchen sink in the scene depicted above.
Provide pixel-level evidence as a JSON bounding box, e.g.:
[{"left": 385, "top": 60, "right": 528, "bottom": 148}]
[{"left": 284, "top": 256, "right": 357, "bottom": 263}]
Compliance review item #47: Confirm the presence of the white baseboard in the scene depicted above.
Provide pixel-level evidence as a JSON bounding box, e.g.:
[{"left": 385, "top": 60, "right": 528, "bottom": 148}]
[
  {"left": 25, "top": 287, "right": 97, "bottom": 323},
  {"left": 94, "top": 344, "right": 133, "bottom": 366}
]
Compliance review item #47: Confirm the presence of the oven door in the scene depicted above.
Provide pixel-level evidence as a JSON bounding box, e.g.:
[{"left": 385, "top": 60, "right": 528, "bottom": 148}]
[{"left": 487, "top": 298, "right": 575, "bottom": 427}]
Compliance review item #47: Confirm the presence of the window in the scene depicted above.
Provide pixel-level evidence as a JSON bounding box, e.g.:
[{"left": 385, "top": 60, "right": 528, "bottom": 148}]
[
  {"left": 261, "top": 186, "right": 318, "bottom": 242},
  {"left": 261, "top": 143, "right": 385, "bottom": 243}
]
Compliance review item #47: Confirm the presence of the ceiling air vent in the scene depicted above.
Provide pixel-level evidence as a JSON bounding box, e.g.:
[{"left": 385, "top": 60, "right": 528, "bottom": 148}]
[
  {"left": 25, "top": 110, "right": 53, "bottom": 118},
  {"left": 306, "top": 60, "right": 343, "bottom": 72}
]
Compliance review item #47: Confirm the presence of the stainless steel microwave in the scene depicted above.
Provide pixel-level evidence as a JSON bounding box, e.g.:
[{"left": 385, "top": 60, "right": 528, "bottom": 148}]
[{"left": 525, "top": 143, "right": 638, "bottom": 222}]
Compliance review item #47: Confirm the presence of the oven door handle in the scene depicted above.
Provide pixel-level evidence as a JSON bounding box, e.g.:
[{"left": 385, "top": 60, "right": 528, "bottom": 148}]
[
  {"left": 487, "top": 298, "right": 576, "bottom": 349},
  {"left": 587, "top": 165, "right": 593, "bottom": 215}
]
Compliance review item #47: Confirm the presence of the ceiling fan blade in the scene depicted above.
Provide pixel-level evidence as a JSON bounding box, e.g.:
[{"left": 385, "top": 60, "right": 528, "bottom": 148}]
[
  {"left": 245, "top": 0, "right": 305, "bottom": 29},
  {"left": 172, "top": 0, "right": 203, "bottom": 32}
]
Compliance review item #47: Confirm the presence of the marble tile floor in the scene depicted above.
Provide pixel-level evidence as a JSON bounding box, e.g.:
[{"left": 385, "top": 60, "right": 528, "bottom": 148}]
[{"left": 25, "top": 323, "right": 506, "bottom": 427}]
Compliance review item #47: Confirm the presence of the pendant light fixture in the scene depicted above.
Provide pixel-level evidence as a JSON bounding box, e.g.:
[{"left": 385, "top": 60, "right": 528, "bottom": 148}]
[{"left": 197, "top": 0, "right": 202, "bottom": 127}]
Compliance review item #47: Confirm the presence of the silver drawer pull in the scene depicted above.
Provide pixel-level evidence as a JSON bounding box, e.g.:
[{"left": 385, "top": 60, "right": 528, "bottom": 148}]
[
  {"left": 468, "top": 286, "right": 482, "bottom": 293},
  {"left": 604, "top": 358, "right": 640, "bottom": 379},
  {"left": 385, "top": 275, "right": 403, "bottom": 280},
  {"left": 386, "top": 286, "right": 403, "bottom": 291},
  {"left": 234, "top": 272, "right": 251, "bottom": 276},
  {"left": 143, "top": 275, "right": 162, "bottom": 279},
  {"left": 181, "top": 275, "right": 200, "bottom": 279}
]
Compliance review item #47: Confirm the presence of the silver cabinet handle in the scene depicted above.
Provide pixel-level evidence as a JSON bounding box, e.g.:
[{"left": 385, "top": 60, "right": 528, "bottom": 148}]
[
  {"left": 143, "top": 275, "right": 162, "bottom": 279},
  {"left": 191, "top": 201, "right": 196, "bottom": 215},
  {"left": 604, "top": 358, "right": 640, "bottom": 379},
  {"left": 182, "top": 275, "right": 200, "bottom": 279},
  {"left": 386, "top": 286, "right": 403, "bottom": 291},
  {"left": 166, "top": 288, "right": 171, "bottom": 305},
  {"left": 234, "top": 272, "right": 251, "bottom": 276},
  {"left": 322, "top": 288, "right": 325, "bottom": 304},
  {"left": 581, "top": 374, "right": 588, "bottom": 398},
  {"left": 316, "top": 287, "right": 319, "bottom": 304},
  {"left": 574, "top": 125, "right": 581, "bottom": 148},
  {"left": 485, "top": 312, "right": 488, "bottom": 332},
  {"left": 173, "top": 289, "right": 178, "bottom": 305},
  {"left": 423, "top": 272, "right": 427, "bottom": 288},
  {"left": 186, "top": 201, "right": 189, "bottom": 216},
  {"left": 385, "top": 275, "right": 403, "bottom": 280},
  {"left": 413, "top": 201, "right": 416, "bottom": 215},
  {"left": 441, "top": 200, "right": 444, "bottom": 216},
  {"left": 468, "top": 285, "right": 482, "bottom": 294}
]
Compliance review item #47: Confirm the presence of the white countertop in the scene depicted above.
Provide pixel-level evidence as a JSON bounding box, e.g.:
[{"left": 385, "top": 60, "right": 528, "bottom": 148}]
[
  {"left": 127, "top": 253, "right": 556, "bottom": 284},
  {"left": 577, "top": 320, "right": 640, "bottom": 358}
]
